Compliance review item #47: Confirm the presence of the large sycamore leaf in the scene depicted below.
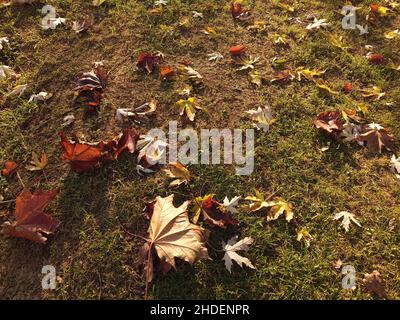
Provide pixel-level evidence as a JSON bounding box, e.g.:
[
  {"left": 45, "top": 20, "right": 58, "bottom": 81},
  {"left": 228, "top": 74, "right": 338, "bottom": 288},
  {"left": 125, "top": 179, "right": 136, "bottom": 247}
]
[
  {"left": 1, "top": 189, "right": 59, "bottom": 244},
  {"left": 142, "top": 195, "right": 209, "bottom": 282},
  {"left": 356, "top": 123, "right": 395, "bottom": 154},
  {"left": 222, "top": 236, "right": 255, "bottom": 273}
]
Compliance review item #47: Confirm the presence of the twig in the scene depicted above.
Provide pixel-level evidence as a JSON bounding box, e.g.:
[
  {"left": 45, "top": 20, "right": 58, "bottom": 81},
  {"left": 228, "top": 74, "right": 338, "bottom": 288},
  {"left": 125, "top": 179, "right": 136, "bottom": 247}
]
[
  {"left": 0, "top": 199, "right": 16, "bottom": 205},
  {"left": 16, "top": 172, "right": 25, "bottom": 189}
]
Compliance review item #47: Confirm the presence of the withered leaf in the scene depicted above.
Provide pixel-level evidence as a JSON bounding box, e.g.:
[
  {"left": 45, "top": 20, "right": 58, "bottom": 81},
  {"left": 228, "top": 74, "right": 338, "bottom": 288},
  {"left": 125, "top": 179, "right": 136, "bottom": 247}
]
[
  {"left": 1, "top": 189, "right": 59, "bottom": 244},
  {"left": 141, "top": 195, "right": 209, "bottom": 282},
  {"left": 363, "top": 271, "right": 388, "bottom": 298},
  {"left": 313, "top": 111, "right": 344, "bottom": 136},
  {"left": 356, "top": 123, "right": 395, "bottom": 154},
  {"left": 193, "top": 194, "right": 238, "bottom": 228},
  {"left": 1, "top": 161, "right": 18, "bottom": 177}
]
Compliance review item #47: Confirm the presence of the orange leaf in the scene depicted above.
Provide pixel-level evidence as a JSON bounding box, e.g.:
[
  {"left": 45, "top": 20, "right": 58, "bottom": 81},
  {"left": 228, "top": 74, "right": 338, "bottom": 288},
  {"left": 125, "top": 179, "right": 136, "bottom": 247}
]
[{"left": 1, "top": 161, "right": 18, "bottom": 177}]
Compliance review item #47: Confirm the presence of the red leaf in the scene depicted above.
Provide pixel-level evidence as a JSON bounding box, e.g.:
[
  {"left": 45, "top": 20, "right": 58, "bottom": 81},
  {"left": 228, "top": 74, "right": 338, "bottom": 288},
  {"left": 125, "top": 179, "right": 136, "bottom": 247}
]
[
  {"left": 198, "top": 195, "right": 237, "bottom": 228},
  {"left": 1, "top": 189, "right": 60, "bottom": 244},
  {"left": 229, "top": 45, "right": 246, "bottom": 56},
  {"left": 136, "top": 53, "right": 160, "bottom": 74},
  {"left": 113, "top": 128, "right": 139, "bottom": 159},
  {"left": 60, "top": 132, "right": 108, "bottom": 172},
  {"left": 370, "top": 4, "right": 380, "bottom": 13},
  {"left": 1, "top": 161, "right": 18, "bottom": 177},
  {"left": 231, "top": 3, "right": 243, "bottom": 18},
  {"left": 342, "top": 83, "right": 353, "bottom": 93},
  {"left": 367, "top": 53, "right": 385, "bottom": 65}
]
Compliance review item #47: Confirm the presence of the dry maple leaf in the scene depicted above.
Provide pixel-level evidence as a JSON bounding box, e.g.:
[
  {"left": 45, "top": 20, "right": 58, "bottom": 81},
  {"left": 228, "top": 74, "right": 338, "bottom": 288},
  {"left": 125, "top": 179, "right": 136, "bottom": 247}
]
[
  {"left": 296, "top": 228, "right": 314, "bottom": 247},
  {"left": 176, "top": 97, "right": 204, "bottom": 121},
  {"left": 1, "top": 160, "right": 18, "bottom": 177},
  {"left": 112, "top": 128, "right": 139, "bottom": 159},
  {"left": 159, "top": 65, "right": 175, "bottom": 80},
  {"left": 363, "top": 271, "right": 388, "bottom": 298},
  {"left": 72, "top": 15, "right": 93, "bottom": 34},
  {"left": 26, "top": 152, "right": 48, "bottom": 171},
  {"left": 1, "top": 189, "right": 60, "bottom": 244},
  {"left": 60, "top": 132, "right": 110, "bottom": 172},
  {"left": 245, "top": 191, "right": 294, "bottom": 222},
  {"left": 73, "top": 65, "right": 107, "bottom": 108},
  {"left": 136, "top": 52, "right": 160, "bottom": 74},
  {"left": 230, "top": 2, "right": 252, "bottom": 22},
  {"left": 313, "top": 111, "right": 344, "bottom": 136},
  {"left": 222, "top": 236, "right": 255, "bottom": 273},
  {"left": 356, "top": 123, "right": 395, "bottom": 154},
  {"left": 141, "top": 195, "right": 209, "bottom": 283},
  {"left": 193, "top": 194, "right": 238, "bottom": 228},
  {"left": 163, "top": 162, "right": 190, "bottom": 187},
  {"left": 270, "top": 70, "right": 295, "bottom": 83},
  {"left": 333, "top": 211, "right": 361, "bottom": 232}
]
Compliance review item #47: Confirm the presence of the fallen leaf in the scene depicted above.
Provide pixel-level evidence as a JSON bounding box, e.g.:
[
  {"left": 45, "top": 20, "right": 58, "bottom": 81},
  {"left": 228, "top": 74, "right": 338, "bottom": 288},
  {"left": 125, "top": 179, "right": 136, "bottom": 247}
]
[
  {"left": 1, "top": 189, "right": 59, "bottom": 244},
  {"left": 235, "top": 56, "right": 260, "bottom": 71},
  {"left": 28, "top": 92, "right": 52, "bottom": 103},
  {"left": 245, "top": 191, "right": 294, "bottom": 222},
  {"left": 26, "top": 152, "right": 48, "bottom": 171},
  {"left": 207, "top": 52, "right": 224, "bottom": 62},
  {"left": 229, "top": 44, "right": 246, "bottom": 57},
  {"left": 296, "top": 228, "right": 314, "bottom": 247},
  {"left": 141, "top": 195, "right": 209, "bottom": 282},
  {"left": 60, "top": 132, "right": 109, "bottom": 172},
  {"left": 136, "top": 52, "right": 160, "bottom": 74},
  {"left": 163, "top": 162, "right": 190, "bottom": 186},
  {"left": 390, "top": 154, "right": 400, "bottom": 179},
  {"left": 193, "top": 194, "right": 238, "bottom": 228},
  {"left": 1, "top": 161, "right": 18, "bottom": 177},
  {"left": 367, "top": 53, "right": 385, "bottom": 65},
  {"left": 246, "top": 105, "right": 275, "bottom": 133},
  {"left": 359, "top": 86, "right": 385, "bottom": 100},
  {"left": 7, "top": 84, "right": 27, "bottom": 98},
  {"left": 113, "top": 128, "right": 139, "bottom": 159},
  {"left": 160, "top": 65, "right": 175, "bottom": 80},
  {"left": 221, "top": 196, "right": 241, "bottom": 214},
  {"left": 313, "top": 111, "right": 344, "bottom": 135},
  {"left": 270, "top": 70, "right": 295, "bottom": 83},
  {"left": 363, "top": 271, "right": 388, "bottom": 298},
  {"left": 306, "top": 18, "right": 329, "bottom": 30},
  {"left": 333, "top": 211, "right": 361, "bottom": 232},
  {"left": 356, "top": 123, "right": 395, "bottom": 153},
  {"left": 222, "top": 236, "right": 255, "bottom": 273},
  {"left": 0, "top": 65, "right": 17, "bottom": 80},
  {"left": 72, "top": 15, "right": 93, "bottom": 34},
  {"left": 176, "top": 97, "right": 204, "bottom": 121}
]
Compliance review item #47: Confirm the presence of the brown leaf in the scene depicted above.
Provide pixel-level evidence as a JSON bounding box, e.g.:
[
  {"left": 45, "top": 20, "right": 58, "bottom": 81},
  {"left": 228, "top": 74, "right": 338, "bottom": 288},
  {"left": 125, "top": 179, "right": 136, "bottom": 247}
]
[
  {"left": 136, "top": 53, "right": 160, "bottom": 74},
  {"left": 313, "top": 111, "right": 344, "bottom": 135},
  {"left": 363, "top": 271, "right": 388, "bottom": 298},
  {"left": 141, "top": 195, "right": 209, "bottom": 282},
  {"left": 1, "top": 161, "right": 18, "bottom": 177},
  {"left": 1, "top": 189, "right": 60, "bottom": 244},
  {"left": 270, "top": 70, "right": 295, "bottom": 83},
  {"left": 356, "top": 123, "right": 395, "bottom": 153},
  {"left": 60, "top": 132, "right": 109, "bottom": 172},
  {"left": 72, "top": 15, "right": 93, "bottom": 34}
]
